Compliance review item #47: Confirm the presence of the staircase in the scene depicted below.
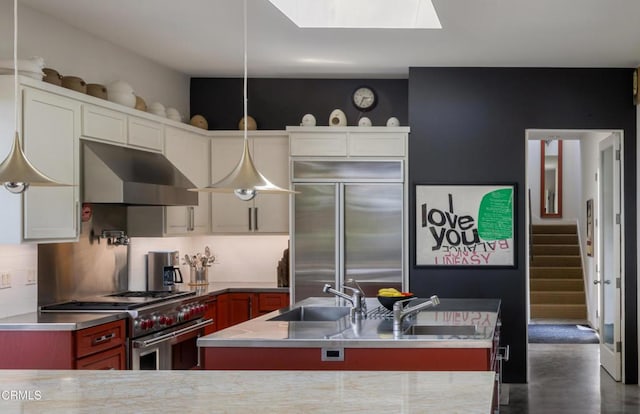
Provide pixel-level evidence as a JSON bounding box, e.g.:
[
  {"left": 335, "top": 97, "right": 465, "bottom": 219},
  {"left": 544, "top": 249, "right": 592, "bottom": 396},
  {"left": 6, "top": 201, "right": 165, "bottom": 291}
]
[{"left": 530, "top": 224, "right": 587, "bottom": 320}]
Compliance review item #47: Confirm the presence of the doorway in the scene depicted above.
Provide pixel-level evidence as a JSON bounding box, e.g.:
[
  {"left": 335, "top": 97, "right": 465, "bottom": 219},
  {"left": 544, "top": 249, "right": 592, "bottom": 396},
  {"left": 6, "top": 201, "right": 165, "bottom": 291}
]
[{"left": 525, "top": 129, "right": 625, "bottom": 382}]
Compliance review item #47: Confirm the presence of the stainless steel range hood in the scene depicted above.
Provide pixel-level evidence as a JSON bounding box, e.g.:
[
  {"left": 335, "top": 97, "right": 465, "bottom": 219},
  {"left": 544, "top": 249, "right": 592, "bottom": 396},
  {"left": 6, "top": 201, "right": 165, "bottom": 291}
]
[{"left": 83, "top": 141, "right": 198, "bottom": 206}]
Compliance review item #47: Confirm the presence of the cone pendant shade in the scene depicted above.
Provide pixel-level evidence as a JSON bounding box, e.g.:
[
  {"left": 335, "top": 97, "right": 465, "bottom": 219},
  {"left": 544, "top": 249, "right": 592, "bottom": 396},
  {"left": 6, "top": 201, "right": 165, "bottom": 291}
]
[
  {"left": 192, "top": 138, "right": 296, "bottom": 200},
  {"left": 0, "top": 132, "right": 71, "bottom": 193}
]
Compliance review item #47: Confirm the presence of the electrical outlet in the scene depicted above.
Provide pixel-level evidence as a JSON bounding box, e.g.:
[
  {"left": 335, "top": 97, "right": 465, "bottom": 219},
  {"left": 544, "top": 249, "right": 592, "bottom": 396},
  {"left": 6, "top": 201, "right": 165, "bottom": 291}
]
[
  {"left": 26, "top": 270, "right": 36, "bottom": 285},
  {"left": 0, "top": 272, "right": 10, "bottom": 289}
]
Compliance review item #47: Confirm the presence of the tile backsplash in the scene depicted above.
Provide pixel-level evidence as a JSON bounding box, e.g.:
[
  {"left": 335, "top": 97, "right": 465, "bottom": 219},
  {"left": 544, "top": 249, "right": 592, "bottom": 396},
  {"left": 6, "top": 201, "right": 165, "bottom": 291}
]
[
  {"left": 128, "top": 235, "right": 290, "bottom": 291},
  {"left": 0, "top": 244, "right": 37, "bottom": 318}
]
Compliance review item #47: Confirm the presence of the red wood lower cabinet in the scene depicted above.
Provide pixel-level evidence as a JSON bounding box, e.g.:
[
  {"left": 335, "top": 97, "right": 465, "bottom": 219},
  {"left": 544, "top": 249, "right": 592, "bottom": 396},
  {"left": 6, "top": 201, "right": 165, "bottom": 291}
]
[
  {"left": 203, "top": 347, "right": 493, "bottom": 371},
  {"left": 0, "top": 319, "right": 126, "bottom": 369},
  {"left": 0, "top": 331, "right": 74, "bottom": 369}
]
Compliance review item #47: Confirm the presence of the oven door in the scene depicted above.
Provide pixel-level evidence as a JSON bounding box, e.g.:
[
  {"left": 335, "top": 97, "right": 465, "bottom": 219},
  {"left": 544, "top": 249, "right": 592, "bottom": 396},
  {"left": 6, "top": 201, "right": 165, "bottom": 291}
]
[{"left": 131, "top": 318, "right": 213, "bottom": 370}]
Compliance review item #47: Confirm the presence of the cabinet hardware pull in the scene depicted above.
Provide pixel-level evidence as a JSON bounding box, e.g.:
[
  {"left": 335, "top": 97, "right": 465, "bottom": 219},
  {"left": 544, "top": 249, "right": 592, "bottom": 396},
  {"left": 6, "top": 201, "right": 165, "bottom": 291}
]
[
  {"left": 93, "top": 332, "right": 116, "bottom": 345},
  {"left": 248, "top": 207, "right": 252, "bottom": 231},
  {"left": 254, "top": 207, "right": 259, "bottom": 231},
  {"left": 189, "top": 206, "right": 195, "bottom": 231}
]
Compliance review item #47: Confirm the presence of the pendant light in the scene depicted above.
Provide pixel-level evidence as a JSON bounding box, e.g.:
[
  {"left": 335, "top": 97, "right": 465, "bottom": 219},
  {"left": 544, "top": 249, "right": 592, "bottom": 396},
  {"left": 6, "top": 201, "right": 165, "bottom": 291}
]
[
  {"left": 192, "top": 0, "right": 296, "bottom": 201},
  {"left": 0, "top": 0, "right": 71, "bottom": 194}
]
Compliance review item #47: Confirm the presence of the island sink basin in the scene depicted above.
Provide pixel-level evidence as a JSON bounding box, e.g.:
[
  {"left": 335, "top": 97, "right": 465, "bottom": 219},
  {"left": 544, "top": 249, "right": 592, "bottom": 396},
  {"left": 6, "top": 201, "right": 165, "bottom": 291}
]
[
  {"left": 268, "top": 306, "right": 351, "bottom": 322},
  {"left": 404, "top": 325, "right": 478, "bottom": 336}
]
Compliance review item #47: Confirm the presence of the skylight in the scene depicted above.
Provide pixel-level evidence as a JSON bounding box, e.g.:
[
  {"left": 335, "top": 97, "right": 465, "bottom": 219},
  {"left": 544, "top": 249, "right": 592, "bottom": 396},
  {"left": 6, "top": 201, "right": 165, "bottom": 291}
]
[{"left": 267, "top": 0, "right": 442, "bottom": 29}]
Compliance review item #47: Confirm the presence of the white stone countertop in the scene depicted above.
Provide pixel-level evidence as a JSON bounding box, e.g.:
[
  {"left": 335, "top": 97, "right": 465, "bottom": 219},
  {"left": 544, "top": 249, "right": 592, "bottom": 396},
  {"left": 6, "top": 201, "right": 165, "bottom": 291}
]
[{"left": 0, "top": 370, "right": 495, "bottom": 414}]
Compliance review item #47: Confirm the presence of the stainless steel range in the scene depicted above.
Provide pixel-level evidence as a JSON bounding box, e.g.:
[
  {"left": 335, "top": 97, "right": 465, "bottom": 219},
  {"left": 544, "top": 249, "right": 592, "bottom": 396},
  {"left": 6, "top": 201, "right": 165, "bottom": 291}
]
[{"left": 41, "top": 290, "right": 212, "bottom": 370}]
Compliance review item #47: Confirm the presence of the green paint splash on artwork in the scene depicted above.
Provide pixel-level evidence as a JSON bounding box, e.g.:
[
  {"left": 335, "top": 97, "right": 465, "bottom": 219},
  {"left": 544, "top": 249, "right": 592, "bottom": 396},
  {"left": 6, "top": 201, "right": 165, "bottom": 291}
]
[{"left": 477, "top": 188, "right": 513, "bottom": 240}]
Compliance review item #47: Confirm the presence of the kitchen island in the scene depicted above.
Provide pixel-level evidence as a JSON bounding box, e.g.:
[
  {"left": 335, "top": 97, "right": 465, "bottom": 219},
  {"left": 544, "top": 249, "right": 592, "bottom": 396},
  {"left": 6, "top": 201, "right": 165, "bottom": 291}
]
[
  {"left": 198, "top": 297, "right": 501, "bottom": 371},
  {"left": 0, "top": 369, "right": 495, "bottom": 413}
]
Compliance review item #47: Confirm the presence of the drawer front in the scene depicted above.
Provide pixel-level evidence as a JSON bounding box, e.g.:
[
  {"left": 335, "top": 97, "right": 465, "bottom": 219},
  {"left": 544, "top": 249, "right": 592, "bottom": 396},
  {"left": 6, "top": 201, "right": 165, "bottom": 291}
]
[
  {"left": 82, "top": 105, "right": 127, "bottom": 144},
  {"left": 75, "top": 319, "right": 126, "bottom": 359},
  {"left": 258, "top": 293, "right": 289, "bottom": 312},
  {"left": 348, "top": 132, "right": 406, "bottom": 156},
  {"left": 128, "top": 116, "right": 164, "bottom": 151},
  {"left": 76, "top": 344, "right": 126, "bottom": 370},
  {"left": 290, "top": 133, "right": 347, "bottom": 156}
]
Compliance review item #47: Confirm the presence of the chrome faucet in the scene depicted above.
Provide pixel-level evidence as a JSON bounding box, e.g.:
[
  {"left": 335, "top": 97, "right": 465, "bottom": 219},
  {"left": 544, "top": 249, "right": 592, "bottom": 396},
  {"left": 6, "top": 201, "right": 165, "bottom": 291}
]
[
  {"left": 322, "top": 283, "right": 366, "bottom": 319},
  {"left": 393, "top": 295, "right": 440, "bottom": 335}
]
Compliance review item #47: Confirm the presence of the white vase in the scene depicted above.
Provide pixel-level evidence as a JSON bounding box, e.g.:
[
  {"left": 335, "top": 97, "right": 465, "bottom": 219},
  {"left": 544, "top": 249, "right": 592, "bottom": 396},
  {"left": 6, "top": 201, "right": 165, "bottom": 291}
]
[
  {"left": 386, "top": 117, "right": 400, "bottom": 127},
  {"left": 301, "top": 113, "right": 316, "bottom": 126},
  {"left": 329, "top": 109, "right": 347, "bottom": 127},
  {"left": 358, "top": 117, "right": 372, "bottom": 127}
]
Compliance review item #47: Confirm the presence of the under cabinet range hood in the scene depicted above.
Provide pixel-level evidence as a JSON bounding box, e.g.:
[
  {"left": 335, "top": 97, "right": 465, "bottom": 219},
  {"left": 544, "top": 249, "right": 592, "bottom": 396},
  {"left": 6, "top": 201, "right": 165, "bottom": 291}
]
[{"left": 82, "top": 141, "right": 198, "bottom": 206}]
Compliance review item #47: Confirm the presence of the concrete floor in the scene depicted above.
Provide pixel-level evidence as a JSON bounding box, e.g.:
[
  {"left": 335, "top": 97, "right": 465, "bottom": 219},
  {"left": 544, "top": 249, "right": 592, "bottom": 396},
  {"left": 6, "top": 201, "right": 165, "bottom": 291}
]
[{"left": 501, "top": 344, "right": 640, "bottom": 413}]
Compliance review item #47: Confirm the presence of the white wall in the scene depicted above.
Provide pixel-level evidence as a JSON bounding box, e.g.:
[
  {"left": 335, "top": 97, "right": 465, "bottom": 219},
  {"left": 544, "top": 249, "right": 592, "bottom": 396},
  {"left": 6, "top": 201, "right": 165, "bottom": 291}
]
[
  {"left": 527, "top": 139, "right": 581, "bottom": 224},
  {"left": 0, "top": 244, "right": 37, "bottom": 318},
  {"left": 0, "top": 0, "right": 190, "bottom": 116}
]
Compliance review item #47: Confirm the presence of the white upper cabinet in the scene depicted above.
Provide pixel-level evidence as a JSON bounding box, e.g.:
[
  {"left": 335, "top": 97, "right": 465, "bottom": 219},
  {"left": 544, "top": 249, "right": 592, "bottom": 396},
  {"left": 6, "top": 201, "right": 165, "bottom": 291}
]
[
  {"left": 164, "top": 126, "right": 210, "bottom": 235},
  {"left": 0, "top": 78, "right": 81, "bottom": 243},
  {"left": 210, "top": 132, "right": 290, "bottom": 234},
  {"left": 81, "top": 103, "right": 164, "bottom": 152},
  {"left": 288, "top": 126, "right": 409, "bottom": 157},
  {"left": 22, "top": 87, "right": 81, "bottom": 241}
]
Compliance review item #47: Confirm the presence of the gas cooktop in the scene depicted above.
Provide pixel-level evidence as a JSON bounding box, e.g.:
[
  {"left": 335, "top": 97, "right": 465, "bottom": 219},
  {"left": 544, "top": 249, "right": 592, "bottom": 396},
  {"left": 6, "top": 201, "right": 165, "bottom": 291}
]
[{"left": 40, "top": 290, "right": 196, "bottom": 312}]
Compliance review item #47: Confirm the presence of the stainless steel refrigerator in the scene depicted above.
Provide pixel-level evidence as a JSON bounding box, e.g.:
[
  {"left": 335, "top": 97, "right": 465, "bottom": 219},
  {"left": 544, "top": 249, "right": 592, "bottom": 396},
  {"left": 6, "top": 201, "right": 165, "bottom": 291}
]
[{"left": 291, "top": 160, "right": 405, "bottom": 302}]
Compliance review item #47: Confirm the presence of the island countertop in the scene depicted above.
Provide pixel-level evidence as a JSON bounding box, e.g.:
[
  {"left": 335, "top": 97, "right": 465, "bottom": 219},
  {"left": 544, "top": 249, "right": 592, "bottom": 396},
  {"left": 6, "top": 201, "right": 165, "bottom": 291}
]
[
  {"left": 0, "top": 369, "right": 495, "bottom": 414},
  {"left": 198, "top": 297, "right": 500, "bottom": 349}
]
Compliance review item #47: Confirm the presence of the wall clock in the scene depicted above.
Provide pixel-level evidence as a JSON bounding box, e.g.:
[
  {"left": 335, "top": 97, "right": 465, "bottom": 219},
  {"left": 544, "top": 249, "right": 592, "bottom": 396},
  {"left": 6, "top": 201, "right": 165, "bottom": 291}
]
[{"left": 352, "top": 86, "right": 377, "bottom": 112}]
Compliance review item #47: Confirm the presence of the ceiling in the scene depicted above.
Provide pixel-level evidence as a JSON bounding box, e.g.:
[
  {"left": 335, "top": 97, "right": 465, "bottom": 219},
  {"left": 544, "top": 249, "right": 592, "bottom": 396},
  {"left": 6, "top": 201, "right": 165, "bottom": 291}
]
[{"left": 20, "top": 0, "right": 640, "bottom": 78}]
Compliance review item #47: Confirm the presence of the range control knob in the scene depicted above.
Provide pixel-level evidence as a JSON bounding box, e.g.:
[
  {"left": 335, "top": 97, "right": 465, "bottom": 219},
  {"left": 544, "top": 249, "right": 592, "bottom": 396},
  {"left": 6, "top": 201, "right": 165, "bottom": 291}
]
[{"left": 159, "top": 315, "right": 167, "bottom": 325}]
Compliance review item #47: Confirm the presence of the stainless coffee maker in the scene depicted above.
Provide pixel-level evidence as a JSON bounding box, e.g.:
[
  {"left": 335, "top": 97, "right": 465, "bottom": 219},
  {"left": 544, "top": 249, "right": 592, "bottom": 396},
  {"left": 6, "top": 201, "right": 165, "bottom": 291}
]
[{"left": 147, "top": 251, "right": 183, "bottom": 291}]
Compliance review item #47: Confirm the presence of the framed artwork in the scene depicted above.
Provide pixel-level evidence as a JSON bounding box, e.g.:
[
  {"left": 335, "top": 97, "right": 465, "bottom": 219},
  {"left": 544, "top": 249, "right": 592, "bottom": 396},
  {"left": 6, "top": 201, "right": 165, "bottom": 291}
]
[
  {"left": 415, "top": 184, "right": 516, "bottom": 267},
  {"left": 586, "top": 199, "right": 594, "bottom": 257}
]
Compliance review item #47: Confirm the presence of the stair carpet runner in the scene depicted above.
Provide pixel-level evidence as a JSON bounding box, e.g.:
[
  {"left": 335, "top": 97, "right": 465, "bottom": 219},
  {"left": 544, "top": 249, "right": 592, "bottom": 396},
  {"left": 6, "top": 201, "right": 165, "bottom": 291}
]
[{"left": 530, "top": 224, "right": 587, "bottom": 319}]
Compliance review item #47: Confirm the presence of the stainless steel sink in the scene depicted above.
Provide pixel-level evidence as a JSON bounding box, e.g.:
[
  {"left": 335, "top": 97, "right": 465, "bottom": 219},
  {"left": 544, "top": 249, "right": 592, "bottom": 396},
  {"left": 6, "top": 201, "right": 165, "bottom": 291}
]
[
  {"left": 404, "top": 325, "right": 478, "bottom": 336},
  {"left": 268, "top": 306, "right": 351, "bottom": 322}
]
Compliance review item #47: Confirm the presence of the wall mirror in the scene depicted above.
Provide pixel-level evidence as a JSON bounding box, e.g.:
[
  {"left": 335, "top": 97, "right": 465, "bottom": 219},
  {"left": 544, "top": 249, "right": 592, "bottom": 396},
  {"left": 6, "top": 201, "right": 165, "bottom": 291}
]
[{"left": 540, "top": 139, "right": 563, "bottom": 218}]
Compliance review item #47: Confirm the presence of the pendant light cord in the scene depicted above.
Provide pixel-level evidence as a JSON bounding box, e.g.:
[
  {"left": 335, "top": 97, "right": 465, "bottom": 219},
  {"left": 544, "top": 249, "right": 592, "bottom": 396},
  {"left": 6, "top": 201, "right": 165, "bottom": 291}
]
[
  {"left": 243, "top": 0, "right": 248, "bottom": 143},
  {"left": 13, "top": 0, "right": 18, "bottom": 134}
]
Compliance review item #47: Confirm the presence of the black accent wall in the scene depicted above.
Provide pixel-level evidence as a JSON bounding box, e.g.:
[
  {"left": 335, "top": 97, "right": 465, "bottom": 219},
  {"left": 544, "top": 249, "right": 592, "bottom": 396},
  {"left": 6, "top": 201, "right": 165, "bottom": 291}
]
[
  {"left": 408, "top": 67, "right": 637, "bottom": 383},
  {"left": 190, "top": 78, "right": 408, "bottom": 130},
  {"left": 190, "top": 69, "right": 638, "bottom": 384}
]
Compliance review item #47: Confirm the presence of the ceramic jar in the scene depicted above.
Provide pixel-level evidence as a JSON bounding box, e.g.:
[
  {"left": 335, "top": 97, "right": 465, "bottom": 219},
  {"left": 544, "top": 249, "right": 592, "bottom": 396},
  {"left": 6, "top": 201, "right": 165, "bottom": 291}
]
[
  {"left": 386, "top": 117, "right": 400, "bottom": 127},
  {"left": 301, "top": 114, "right": 316, "bottom": 126},
  {"left": 86, "top": 84, "right": 108, "bottom": 100},
  {"left": 239, "top": 116, "right": 257, "bottom": 130},
  {"left": 190, "top": 115, "right": 208, "bottom": 130},
  {"left": 358, "top": 117, "right": 372, "bottom": 127},
  {"left": 329, "top": 109, "right": 347, "bottom": 126},
  {"left": 107, "top": 81, "right": 136, "bottom": 108},
  {"left": 61, "top": 76, "right": 87, "bottom": 93}
]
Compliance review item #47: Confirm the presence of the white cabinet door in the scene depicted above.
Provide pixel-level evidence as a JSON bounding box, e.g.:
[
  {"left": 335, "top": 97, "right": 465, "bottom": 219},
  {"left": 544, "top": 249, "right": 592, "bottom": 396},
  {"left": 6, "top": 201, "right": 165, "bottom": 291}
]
[
  {"left": 164, "top": 127, "right": 210, "bottom": 235},
  {"left": 81, "top": 105, "right": 127, "bottom": 144},
  {"left": 253, "top": 136, "right": 289, "bottom": 233},
  {"left": 128, "top": 116, "right": 163, "bottom": 151},
  {"left": 22, "top": 88, "right": 80, "bottom": 240},
  {"left": 210, "top": 137, "right": 250, "bottom": 233},
  {"left": 210, "top": 134, "right": 289, "bottom": 233}
]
